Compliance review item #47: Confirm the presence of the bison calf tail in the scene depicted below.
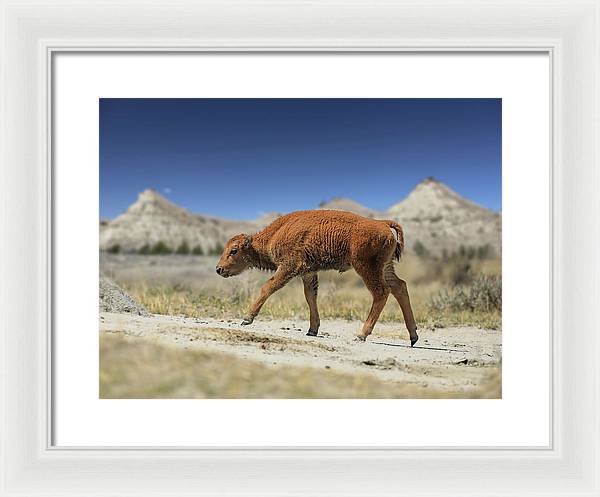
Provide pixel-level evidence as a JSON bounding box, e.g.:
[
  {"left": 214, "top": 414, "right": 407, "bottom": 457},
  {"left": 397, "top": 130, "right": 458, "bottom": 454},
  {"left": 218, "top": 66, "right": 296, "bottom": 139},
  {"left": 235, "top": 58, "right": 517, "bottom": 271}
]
[{"left": 386, "top": 221, "right": 405, "bottom": 261}]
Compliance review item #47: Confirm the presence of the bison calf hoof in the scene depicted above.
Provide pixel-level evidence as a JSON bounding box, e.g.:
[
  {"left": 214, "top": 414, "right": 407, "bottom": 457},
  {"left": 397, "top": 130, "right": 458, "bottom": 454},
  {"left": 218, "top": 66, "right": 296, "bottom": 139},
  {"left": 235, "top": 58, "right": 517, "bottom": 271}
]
[
  {"left": 354, "top": 335, "right": 367, "bottom": 342},
  {"left": 306, "top": 330, "right": 318, "bottom": 337},
  {"left": 410, "top": 335, "right": 419, "bottom": 347},
  {"left": 241, "top": 317, "right": 254, "bottom": 326}
]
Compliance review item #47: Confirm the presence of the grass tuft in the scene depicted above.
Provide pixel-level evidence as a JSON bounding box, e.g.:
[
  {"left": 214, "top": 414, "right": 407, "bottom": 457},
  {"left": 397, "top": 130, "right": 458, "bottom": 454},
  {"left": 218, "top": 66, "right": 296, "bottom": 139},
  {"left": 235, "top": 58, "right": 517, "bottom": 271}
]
[{"left": 428, "top": 274, "right": 502, "bottom": 313}]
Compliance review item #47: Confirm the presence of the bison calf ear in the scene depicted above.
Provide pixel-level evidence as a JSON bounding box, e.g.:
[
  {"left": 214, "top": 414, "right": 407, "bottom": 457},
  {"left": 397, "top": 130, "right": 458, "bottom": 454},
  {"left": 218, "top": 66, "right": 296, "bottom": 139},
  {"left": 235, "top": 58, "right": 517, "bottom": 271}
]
[{"left": 243, "top": 235, "right": 252, "bottom": 248}]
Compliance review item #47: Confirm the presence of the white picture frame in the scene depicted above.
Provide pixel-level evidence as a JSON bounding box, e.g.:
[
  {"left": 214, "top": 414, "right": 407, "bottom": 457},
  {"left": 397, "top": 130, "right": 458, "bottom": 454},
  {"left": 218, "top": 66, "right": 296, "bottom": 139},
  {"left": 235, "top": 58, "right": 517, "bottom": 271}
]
[{"left": 1, "top": 1, "right": 598, "bottom": 495}]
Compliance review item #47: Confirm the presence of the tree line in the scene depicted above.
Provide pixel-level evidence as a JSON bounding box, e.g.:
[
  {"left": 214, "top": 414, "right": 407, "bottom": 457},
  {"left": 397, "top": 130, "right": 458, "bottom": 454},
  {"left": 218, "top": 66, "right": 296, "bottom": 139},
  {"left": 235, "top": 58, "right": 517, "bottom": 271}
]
[
  {"left": 413, "top": 240, "right": 494, "bottom": 260},
  {"left": 105, "top": 241, "right": 225, "bottom": 256}
]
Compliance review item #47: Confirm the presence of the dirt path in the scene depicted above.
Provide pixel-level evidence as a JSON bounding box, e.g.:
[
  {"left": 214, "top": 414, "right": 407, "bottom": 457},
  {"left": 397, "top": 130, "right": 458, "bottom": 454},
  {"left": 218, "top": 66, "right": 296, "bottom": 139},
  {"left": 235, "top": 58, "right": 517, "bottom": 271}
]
[{"left": 100, "top": 312, "right": 501, "bottom": 394}]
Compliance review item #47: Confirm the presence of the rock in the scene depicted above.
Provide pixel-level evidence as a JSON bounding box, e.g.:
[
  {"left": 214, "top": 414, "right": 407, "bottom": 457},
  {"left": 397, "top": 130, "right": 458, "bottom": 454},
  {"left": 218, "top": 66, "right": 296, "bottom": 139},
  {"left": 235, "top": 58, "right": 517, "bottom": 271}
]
[
  {"left": 99, "top": 275, "right": 149, "bottom": 316},
  {"left": 382, "top": 358, "right": 397, "bottom": 368}
]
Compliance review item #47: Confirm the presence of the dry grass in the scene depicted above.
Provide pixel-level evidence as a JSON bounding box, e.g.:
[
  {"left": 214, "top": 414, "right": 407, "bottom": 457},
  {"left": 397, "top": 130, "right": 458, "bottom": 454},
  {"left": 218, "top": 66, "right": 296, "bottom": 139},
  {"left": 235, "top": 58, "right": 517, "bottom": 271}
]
[
  {"left": 123, "top": 256, "right": 502, "bottom": 330},
  {"left": 100, "top": 332, "right": 501, "bottom": 399},
  {"left": 429, "top": 274, "right": 502, "bottom": 313}
]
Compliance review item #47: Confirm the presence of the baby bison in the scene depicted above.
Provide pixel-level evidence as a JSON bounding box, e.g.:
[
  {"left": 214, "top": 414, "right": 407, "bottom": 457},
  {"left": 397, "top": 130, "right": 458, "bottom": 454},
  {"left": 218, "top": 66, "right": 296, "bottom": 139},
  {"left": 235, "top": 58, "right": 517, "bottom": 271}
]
[{"left": 216, "top": 210, "right": 418, "bottom": 345}]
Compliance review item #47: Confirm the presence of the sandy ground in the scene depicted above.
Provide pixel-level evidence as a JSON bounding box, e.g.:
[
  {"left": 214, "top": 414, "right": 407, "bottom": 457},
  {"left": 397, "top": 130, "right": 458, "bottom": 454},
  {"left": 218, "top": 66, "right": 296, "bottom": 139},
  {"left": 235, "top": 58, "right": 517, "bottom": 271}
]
[{"left": 100, "top": 312, "right": 501, "bottom": 393}]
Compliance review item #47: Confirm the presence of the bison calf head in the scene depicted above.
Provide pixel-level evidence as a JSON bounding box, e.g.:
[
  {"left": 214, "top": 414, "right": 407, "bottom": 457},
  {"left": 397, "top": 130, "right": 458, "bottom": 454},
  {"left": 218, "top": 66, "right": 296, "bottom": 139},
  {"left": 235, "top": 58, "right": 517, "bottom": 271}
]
[{"left": 216, "top": 234, "right": 252, "bottom": 278}]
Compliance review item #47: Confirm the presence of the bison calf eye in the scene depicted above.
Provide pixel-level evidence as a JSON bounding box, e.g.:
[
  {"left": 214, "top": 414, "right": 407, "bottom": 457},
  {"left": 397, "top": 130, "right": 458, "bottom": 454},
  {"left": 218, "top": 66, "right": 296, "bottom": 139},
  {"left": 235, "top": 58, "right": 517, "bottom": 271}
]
[{"left": 229, "top": 249, "right": 238, "bottom": 256}]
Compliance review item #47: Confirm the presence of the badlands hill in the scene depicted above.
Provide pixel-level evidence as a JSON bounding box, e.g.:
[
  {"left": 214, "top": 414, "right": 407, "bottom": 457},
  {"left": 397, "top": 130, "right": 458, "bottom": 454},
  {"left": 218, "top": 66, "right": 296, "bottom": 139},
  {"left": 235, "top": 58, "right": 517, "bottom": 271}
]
[
  {"left": 386, "top": 177, "right": 501, "bottom": 257},
  {"left": 100, "top": 178, "right": 501, "bottom": 257},
  {"left": 99, "top": 189, "right": 260, "bottom": 253},
  {"left": 318, "top": 197, "right": 381, "bottom": 219}
]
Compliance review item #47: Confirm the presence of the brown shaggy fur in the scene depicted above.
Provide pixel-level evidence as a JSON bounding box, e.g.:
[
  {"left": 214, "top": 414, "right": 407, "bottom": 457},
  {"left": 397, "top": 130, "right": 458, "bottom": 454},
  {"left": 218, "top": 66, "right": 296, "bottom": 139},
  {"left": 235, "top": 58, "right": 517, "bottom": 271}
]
[{"left": 216, "top": 210, "right": 418, "bottom": 345}]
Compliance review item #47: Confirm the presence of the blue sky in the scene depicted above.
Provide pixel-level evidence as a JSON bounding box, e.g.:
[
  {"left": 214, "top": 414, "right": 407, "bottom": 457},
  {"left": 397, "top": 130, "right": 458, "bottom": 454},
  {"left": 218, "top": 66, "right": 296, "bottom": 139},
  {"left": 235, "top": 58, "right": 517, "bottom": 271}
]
[{"left": 100, "top": 98, "right": 501, "bottom": 220}]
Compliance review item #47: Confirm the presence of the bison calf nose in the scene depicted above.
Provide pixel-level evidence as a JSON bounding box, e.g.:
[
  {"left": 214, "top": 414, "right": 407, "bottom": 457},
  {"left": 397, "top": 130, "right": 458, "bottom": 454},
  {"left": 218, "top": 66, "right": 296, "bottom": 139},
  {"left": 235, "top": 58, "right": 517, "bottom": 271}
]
[{"left": 216, "top": 266, "right": 223, "bottom": 275}]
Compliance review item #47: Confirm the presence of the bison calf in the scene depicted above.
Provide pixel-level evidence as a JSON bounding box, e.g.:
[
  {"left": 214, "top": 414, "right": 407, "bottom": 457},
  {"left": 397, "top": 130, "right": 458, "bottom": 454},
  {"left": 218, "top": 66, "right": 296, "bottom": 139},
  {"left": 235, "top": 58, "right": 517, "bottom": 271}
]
[{"left": 216, "top": 210, "right": 418, "bottom": 345}]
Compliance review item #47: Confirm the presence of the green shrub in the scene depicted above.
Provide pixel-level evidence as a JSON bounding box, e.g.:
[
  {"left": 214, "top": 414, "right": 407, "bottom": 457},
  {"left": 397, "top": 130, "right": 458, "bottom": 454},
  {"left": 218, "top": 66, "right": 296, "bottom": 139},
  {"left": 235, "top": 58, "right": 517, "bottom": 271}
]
[
  {"left": 413, "top": 240, "right": 429, "bottom": 258},
  {"left": 107, "top": 244, "right": 120, "bottom": 254},
  {"left": 191, "top": 245, "right": 204, "bottom": 256},
  {"left": 477, "top": 244, "right": 492, "bottom": 259},
  {"left": 445, "top": 244, "right": 494, "bottom": 262},
  {"left": 175, "top": 241, "right": 190, "bottom": 255},
  {"left": 150, "top": 241, "right": 172, "bottom": 255},
  {"left": 428, "top": 274, "right": 502, "bottom": 313},
  {"left": 138, "top": 244, "right": 150, "bottom": 255},
  {"left": 209, "top": 241, "right": 225, "bottom": 256},
  {"left": 450, "top": 262, "right": 472, "bottom": 286}
]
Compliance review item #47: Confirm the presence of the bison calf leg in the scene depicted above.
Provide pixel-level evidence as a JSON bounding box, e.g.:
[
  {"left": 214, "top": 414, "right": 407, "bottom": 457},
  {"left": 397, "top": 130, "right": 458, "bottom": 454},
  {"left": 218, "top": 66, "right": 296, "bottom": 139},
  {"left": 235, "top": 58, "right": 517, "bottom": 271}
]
[
  {"left": 354, "top": 265, "right": 391, "bottom": 341},
  {"left": 384, "top": 264, "right": 418, "bottom": 346},
  {"left": 242, "top": 267, "right": 294, "bottom": 325},
  {"left": 302, "top": 273, "right": 320, "bottom": 336}
]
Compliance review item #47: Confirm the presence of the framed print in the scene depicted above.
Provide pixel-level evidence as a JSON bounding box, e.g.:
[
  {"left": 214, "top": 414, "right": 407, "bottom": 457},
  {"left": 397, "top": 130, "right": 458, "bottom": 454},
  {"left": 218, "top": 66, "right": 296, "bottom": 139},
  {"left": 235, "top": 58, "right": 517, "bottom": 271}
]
[
  {"left": 1, "top": 1, "right": 599, "bottom": 496},
  {"left": 53, "top": 52, "right": 547, "bottom": 448}
]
